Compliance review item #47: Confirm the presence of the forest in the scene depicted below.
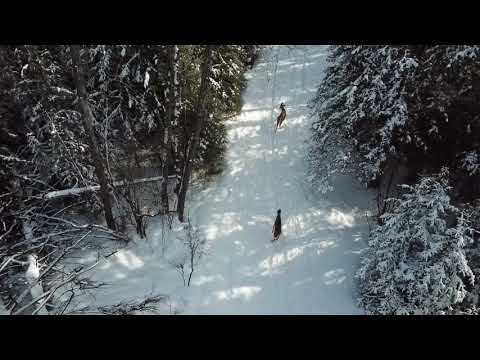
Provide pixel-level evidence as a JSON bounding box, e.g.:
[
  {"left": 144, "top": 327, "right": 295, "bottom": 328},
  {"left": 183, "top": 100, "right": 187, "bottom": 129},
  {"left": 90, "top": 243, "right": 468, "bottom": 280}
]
[
  {"left": 0, "top": 45, "right": 260, "bottom": 314},
  {"left": 309, "top": 45, "right": 480, "bottom": 314},
  {"left": 2, "top": 44, "right": 480, "bottom": 315}
]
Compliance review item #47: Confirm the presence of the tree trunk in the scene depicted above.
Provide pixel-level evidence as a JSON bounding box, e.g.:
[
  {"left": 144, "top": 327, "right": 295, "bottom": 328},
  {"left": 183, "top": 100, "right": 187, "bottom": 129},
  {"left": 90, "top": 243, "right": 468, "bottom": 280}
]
[
  {"left": 161, "top": 45, "right": 179, "bottom": 214},
  {"left": 70, "top": 45, "right": 116, "bottom": 230},
  {"left": 188, "top": 248, "right": 195, "bottom": 287},
  {"left": 9, "top": 178, "right": 37, "bottom": 314},
  {"left": 177, "top": 46, "right": 215, "bottom": 222}
]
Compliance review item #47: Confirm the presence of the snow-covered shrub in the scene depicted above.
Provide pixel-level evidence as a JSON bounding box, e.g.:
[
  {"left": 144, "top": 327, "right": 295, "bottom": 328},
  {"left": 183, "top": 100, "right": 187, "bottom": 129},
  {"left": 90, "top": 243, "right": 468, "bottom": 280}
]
[{"left": 357, "top": 169, "right": 475, "bottom": 314}]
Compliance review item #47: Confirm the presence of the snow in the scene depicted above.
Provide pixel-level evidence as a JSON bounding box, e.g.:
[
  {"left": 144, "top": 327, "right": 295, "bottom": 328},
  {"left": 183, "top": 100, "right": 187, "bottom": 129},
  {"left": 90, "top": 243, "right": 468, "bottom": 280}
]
[
  {"left": 26, "top": 255, "right": 49, "bottom": 315},
  {"left": 21, "top": 63, "right": 28, "bottom": 78},
  {"left": 67, "top": 46, "right": 375, "bottom": 314},
  {"left": 26, "top": 255, "right": 40, "bottom": 282},
  {"left": 144, "top": 69, "right": 150, "bottom": 88}
]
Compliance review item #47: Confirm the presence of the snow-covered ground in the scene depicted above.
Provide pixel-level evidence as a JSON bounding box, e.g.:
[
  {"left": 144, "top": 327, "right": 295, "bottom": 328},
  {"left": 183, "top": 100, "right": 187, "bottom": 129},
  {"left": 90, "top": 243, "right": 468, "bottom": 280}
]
[{"left": 67, "top": 45, "right": 375, "bottom": 315}]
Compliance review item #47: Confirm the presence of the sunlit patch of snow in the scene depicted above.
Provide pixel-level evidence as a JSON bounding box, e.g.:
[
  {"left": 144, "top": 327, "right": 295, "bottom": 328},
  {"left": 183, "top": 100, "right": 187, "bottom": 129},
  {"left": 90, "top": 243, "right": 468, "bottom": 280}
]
[
  {"left": 278, "top": 60, "right": 295, "bottom": 66},
  {"left": 326, "top": 209, "right": 355, "bottom": 228},
  {"left": 232, "top": 125, "right": 261, "bottom": 140},
  {"left": 323, "top": 269, "right": 346, "bottom": 285},
  {"left": 289, "top": 115, "right": 307, "bottom": 126},
  {"left": 293, "top": 277, "right": 313, "bottom": 287},
  {"left": 276, "top": 145, "right": 289, "bottom": 156},
  {"left": 313, "top": 239, "right": 337, "bottom": 255},
  {"left": 251, "top": 215, "right": 272, "bottom": 223},
  {"left": 214, "top": 286, "right": 262, "bottom": 302},
  {"left": 234, "top": 240, "right": 246, "bottom": 255},
  {"left": 204, "top": 224, "right": 219, "bottom": 241},
  {"left": 259, "top": 246, "right": 305, "bottom": 275},
  {"left": 290, "top": 62, "right": 317, "bottom": 69},
  {"left": 203, "top": 213, "right": 244, "bottom": 240},
  {"left": 191, "top": 274, "right": 224, "bottom": 286},
  {"left": 353, "top": 233, "right": 363, "bottom": 242},
  {"left": 115, "top": 272, "right": 127, "bottom": 279},
  {"left": 114, "top": 250, "right": 145, "bottom": 270},
  {"left": 229, "top": 159, "right": 245, "bottom": 177},
  {"left": 100, "top": 261, "right": 112, "bottom": 270},
  {"left": 235, "top": 109, "right": 270, "bottom": 119},
  {"left": 308, "top": 52, "right": 329, "bottom": 59}
]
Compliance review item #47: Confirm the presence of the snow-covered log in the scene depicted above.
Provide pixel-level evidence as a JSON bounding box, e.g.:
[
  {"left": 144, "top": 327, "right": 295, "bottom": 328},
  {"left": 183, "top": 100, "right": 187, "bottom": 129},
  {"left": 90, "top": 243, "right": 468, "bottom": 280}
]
[{"left": 44, "top": 175, "right": 178, "bottom": 200}]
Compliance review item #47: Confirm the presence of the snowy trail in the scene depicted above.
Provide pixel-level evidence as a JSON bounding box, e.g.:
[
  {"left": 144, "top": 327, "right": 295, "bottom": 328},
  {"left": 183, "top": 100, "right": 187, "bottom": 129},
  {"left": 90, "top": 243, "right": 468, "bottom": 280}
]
[
  {"left": 71, "top": 45, "right": 375, "bottom": 314},
  {"left": 173, "top": 46, "right": 371, "bottom": 314},
  {"left": 174, "top": 45, "right": 374, "bottom": 314}
]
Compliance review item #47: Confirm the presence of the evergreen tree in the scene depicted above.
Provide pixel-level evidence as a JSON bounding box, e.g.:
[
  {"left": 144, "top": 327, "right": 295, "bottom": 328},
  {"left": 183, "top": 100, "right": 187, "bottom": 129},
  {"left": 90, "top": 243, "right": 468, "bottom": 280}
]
[
  {"left": 357, "top": 169, "right": 475, "bottom": 314},
  {"left": 309, "top": 45, "right": 480, "bottom": 199}
]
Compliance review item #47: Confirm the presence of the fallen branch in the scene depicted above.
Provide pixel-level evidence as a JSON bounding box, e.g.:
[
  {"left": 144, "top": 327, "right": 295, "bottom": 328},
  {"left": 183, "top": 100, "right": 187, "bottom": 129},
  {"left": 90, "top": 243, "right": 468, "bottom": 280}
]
[
  {"left": 0, "top": 220, "right": 17, "bottom": 242},
  {"left": 96, "top": 294, "right": 168, "bottom": 315},
  {"left": 43, "top": 175, "right": 178, "bottom": 200},
  {"left": 10, "top": 229, "right": 82, "bottom": 251},
  {"left": 105, "top": 250, "right": 118, "bottom": 258},
  {"left": 30, "top": 214, "right": 129, "bottom": 242}
]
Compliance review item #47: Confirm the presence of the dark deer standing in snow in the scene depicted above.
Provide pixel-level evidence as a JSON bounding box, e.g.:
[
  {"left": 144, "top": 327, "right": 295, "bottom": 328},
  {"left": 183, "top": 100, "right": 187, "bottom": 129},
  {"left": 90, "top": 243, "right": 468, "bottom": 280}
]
[{"left": 275, "top": 103, "right": 286, "bottom": 132}]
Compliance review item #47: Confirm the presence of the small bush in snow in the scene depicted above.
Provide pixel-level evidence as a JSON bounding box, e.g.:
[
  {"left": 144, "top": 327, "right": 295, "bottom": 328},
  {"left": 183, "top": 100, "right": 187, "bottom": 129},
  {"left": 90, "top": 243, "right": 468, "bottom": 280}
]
[
  {"left": 168, "top": 218, "right": 207, "bottom": 287},
  {"left": 357, "top": 169, "right": 475, "bottom": 314}
]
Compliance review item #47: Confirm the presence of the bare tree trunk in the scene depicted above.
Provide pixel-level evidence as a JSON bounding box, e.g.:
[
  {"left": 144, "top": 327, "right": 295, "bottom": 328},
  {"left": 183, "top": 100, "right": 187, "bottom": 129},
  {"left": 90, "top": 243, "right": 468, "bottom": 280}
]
[
  {"left": 161, "top": 45, "right": 179, "bottom": 214},
  {"left": 177, "top": 46, "right": 215, "bottom": 222},
  {"left": 376, "top": 158, "right": 398, "bottom": 223},
  {"left": 9, "top": 177, "right": 37, "bottom": 314},
  {"left": 70, "top": 45, "right": 116, "bottom": 230},
  {"left": 187, "top": 253, "right": 194, "bottom": 287}
]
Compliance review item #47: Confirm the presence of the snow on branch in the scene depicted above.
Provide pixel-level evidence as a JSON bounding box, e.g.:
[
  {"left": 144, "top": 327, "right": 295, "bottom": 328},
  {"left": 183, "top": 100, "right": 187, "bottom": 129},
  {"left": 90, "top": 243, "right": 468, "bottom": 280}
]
[
  {"left": 44, "top": 175, "right": 178, "bottom": 200},
  {"left": 356, "top": 169, "right": 475, "bottom": 314}
]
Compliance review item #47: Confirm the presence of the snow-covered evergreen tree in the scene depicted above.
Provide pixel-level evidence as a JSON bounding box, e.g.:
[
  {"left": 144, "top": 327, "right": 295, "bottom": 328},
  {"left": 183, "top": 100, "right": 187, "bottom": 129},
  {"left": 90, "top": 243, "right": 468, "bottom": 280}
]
[
  {"left": 309, "top": 45, "right": 480, "bottom": 199},
  {"left": 200, "top": 46, "right": 248, "bottom": 174},
  {"left": 357, "top": 169, "right": 475, "bottom": 314},
  {"left": 308, "top": 45, "right": 418, "bottom": 192},
  {"left": 176, "top": 45, "right": 249, "bottom": 175}
]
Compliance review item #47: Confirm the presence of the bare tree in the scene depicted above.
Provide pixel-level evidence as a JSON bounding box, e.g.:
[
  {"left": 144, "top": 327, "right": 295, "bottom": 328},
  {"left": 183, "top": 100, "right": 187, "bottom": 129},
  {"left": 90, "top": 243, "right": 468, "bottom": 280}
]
[
  {"left": 70, "top": 45, "right": 116, "bottom": 230},
  {"left": 177, "top": 46, "right": 216, "bottom": 222},
  {"left": 115, "top": 183, "right": 148, "bottom": 238},
  {"left": 168, "top": 256, "right": 187, "bottom": 286},
  {"left": 169, "top": 218, "right": 207, "bottom": 287}
]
